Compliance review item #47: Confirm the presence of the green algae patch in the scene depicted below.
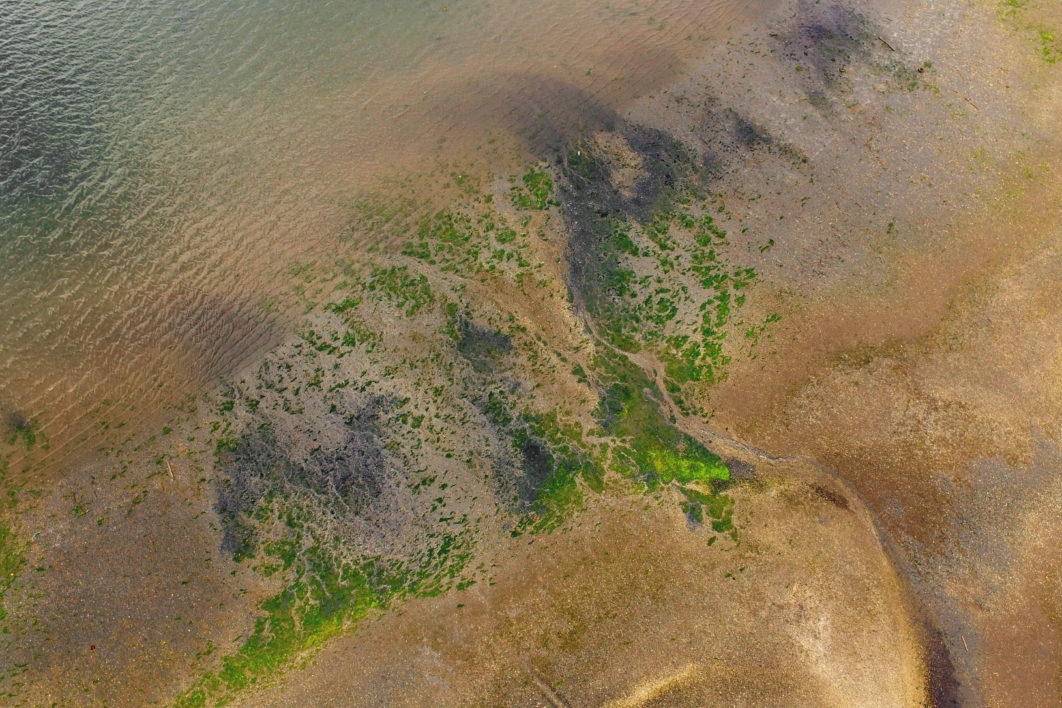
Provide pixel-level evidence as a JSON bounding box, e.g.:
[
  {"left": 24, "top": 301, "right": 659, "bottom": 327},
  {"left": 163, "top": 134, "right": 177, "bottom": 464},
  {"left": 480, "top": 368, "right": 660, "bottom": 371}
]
[
  {"left": 176, "top": 496, "right": 475, "bottom": 706},
  {"left": 5, "top": 416, "right": 47, "bottom": 452},
  {"left": 365, "top": 265, "right": 434, "bottom": 317},
  {"left": 0, "top": 523, "right": 26, "bottom": 624},
  {"left": 511, "top": 450, "right": 587, "bottom": 536},
  {"left": 680, "top": 484, "right": 735, "bottom": 533},
  {"left": 174, "top": 141, "right": 772, "bottom": 704},
  {"left": 482, "top": 390, "right": 604, "bottom": 536},
  {"left": 482, "top": 348, "right": 729, "bottom": 537},
  {"left": 555, "top": 133, "right": 776, "bottom": 417},
  {"left": 1039, "top": 27, "right": 1061, "bottom": 63},
  {"left": 208, "top": 544, "right": 396, "bottom": 694},
  {"left": 647, "top": 448, "right": 729, "bottom": 485},
  {"left": 595, "top": 350, "right": 728, "bottom": 489},
  {"left": 998, "top": 1, "right": 1061, "bottom": 63},
  {"left": 591, "top": 347, "right": 734, "bottom": 533},
  {"left": 510, "top": 169, "right": 557, "bottom": 210},
  {"left": 394, "top": 197, "right": 534, "bottom": 281},
  {"left": 181, "top": 301, "right": 485, "bottom": 707},
  {"left": 515, "top": 412, "right": 606, "bottom": 535}
]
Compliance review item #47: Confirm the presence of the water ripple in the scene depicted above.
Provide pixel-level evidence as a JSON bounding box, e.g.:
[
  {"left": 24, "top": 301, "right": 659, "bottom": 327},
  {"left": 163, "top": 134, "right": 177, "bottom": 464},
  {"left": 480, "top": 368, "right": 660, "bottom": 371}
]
[{"left": 0, "top": 0, "right": 778, "bottom": 475}]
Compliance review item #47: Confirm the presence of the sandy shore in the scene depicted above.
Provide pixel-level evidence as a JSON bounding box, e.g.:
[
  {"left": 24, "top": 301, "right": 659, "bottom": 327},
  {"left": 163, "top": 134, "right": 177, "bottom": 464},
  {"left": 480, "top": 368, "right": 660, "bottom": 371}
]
[{"left": 3, "top": 0, "right": 1060, "bottom": 705}]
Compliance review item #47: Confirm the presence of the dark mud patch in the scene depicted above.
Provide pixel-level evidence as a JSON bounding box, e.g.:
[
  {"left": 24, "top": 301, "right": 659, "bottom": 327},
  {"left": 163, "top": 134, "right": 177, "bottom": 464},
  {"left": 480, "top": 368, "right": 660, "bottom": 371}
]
[
  {"left": 2, "top": 408, "right": 44, "bottom": 453},
  {"left": 516, "top": 436, "right": 554, "bottom": 506},
  {"left": 557, "top": 124, "right": 691, "bottom": 317},
  {"left": 215, "top": 421, "right": 282, "bottom": 557},
  {"left": 768, "top": 0, "right": 934, "bottom": 111},
  {"left": 488, "top": 414, "right": 563, "bottom": 511},
  {"left": 778, "top": 0, "right": 871, "bottom": 86},
  {"left": 810, "top": 483, "right": 850, "bottom": 510},
  {"left": 456, "top": 319, "right": 512, "bottom": 372},
  {"left": 478, "top": 387, "right": 600, "bottom": 529},
  {"left": 7, "top": 411, "right": 29, "bottom": 433},
  {"left": 303, "top": 430, "right": 386, "bottom": 506},
  {"left": 553, "top": 106, "right": 792, "bottom": 321},
  {"left": 725, "top": 458, "right": 757, "bottom": 481},
  {"left": 214, "top": 397, "right": 392, "bottom": 559},
  {"left": 731, "top": 114, "right": 773, "bottom": 151},
  {"left": 619, "top": 126, "right": 693, "bottom": 221},
  {"left": 922, "top": 619, "right": 962, "bottom": 708},
  {"left": 696, "top": 102, "right": 802, "bottom": 180}
]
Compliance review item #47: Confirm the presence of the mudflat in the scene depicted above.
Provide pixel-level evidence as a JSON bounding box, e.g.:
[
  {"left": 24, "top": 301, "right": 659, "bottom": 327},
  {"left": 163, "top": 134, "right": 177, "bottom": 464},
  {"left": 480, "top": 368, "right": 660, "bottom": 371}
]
[{"left": 2, "top": 0, "right": 1060, "bottom": 706}]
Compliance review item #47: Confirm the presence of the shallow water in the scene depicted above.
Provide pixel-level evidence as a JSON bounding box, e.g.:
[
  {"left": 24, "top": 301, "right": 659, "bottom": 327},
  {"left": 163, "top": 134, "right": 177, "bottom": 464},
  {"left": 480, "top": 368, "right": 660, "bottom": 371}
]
[{"left": 0, "top": 0, "right": 777, "bottom": 474}]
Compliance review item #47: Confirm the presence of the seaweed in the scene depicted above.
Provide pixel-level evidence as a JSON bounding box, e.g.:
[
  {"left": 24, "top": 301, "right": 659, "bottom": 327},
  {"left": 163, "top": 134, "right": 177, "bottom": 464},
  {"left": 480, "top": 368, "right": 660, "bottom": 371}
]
[
  {"left": 510, "top": 169, "right": 557, "bottom": 210},
  {"left": 5, "top": 413, "right": 46, "bottom": 452},
  {"left": 479, "top": 390, "right": 603, "bottom": 535}
]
